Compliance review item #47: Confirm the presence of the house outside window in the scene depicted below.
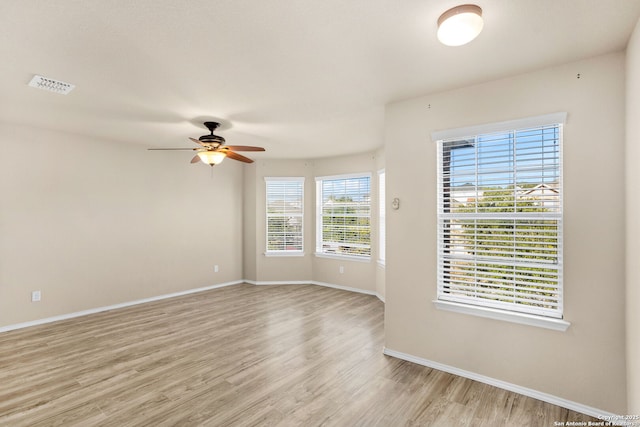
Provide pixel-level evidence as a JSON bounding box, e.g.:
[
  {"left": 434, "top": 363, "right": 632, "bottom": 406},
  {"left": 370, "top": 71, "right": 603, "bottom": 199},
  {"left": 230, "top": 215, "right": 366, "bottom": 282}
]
[
  {"left": 265, "top": 177, "right": 304, "bottom": 255},
  {"left": 315, "top": 173, "right": 371, "bottom": 259}
]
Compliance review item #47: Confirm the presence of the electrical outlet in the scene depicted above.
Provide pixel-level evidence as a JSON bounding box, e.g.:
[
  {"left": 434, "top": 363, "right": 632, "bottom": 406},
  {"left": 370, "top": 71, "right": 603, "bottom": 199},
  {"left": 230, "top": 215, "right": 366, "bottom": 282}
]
[
  {"left": 339, "top": 266, "right": 344, "bottom": 274},
  {"left": 31, "top": 290, "right": 41, "bottom": 302},
  {"left": 214, "top": 265, "right": 219, "bottom": 273}
]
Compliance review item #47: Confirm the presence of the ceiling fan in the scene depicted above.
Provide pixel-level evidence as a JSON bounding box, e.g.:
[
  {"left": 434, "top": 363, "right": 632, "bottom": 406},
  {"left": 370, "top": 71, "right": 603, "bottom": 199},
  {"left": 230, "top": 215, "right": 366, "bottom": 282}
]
[{"left": 148, "top": 121, "right": 265, "bottom": 166}]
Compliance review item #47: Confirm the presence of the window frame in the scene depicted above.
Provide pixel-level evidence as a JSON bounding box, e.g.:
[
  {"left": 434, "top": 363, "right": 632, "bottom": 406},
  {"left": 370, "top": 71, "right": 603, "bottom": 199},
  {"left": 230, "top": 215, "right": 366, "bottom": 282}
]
[
  {"left": 378, "top": 169, "right": 386, "bottom": 266},
  {"left": 432, "top": 113, "right": 570, "bottom": 331},
  {"left": 315, "top": 172, "right": 372, "bottom": 261},
  {"left": 264, "top": 177, "right": 305, "bottom": 257}
]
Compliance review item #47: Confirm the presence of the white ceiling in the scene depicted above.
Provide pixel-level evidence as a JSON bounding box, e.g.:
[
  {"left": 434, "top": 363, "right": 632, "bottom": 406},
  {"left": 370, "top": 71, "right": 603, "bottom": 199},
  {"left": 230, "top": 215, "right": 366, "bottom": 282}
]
[{"left": 1, "top": 1, "right": 639, "bottom": 159}]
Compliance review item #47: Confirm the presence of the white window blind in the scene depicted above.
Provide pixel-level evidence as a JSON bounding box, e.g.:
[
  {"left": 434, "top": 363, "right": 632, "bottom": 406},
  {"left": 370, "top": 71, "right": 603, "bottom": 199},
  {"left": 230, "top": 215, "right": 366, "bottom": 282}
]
[
  {"left": 265, "top": 177, "right": 304, "bottom": 253},
  {"left": 378, "top": 170, "right": 386, "bottom": 263},
  {"left": 436, "top": 122, "right": 563, "bottom": 318},
  {"left": 316, "top": 173, "right": 371, "bottom": 258}
]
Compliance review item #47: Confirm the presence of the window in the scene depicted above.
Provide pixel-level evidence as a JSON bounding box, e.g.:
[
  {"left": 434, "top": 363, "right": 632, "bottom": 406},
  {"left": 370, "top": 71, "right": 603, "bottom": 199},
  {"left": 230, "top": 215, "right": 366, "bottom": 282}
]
[
  {"left": 378, "top": 170, "right": 386, "bottom": 265},
  {"left": 436, "top": 114, "right": 564, "bottom": 319},
  {"left": 265, "top": 177, "right": 304, "bottom": 255},
  {"left": 316, "top": 173, "right": 371, "bottom": 259}
]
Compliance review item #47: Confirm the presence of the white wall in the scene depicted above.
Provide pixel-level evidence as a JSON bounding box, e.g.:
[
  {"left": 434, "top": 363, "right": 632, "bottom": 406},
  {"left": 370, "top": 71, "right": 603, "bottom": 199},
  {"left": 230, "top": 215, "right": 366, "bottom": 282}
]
[
  {"left": 244, "top": 153, "right": 381, "bottom": 294},
  {"left": 251, "top": 159, "right": 314, "bottom": 282},
  {"left": 0, "top": 124, "right": 244, "bottom": 327},
  {"left": 312, "top": 153, "right": 380, "bottom": 292},
  {"left": 384, "top": 52, "right": 627, "bottom": 413},
  {"left": 0, "top": 124, "right": 383, "bottom": 328},
  {"left": 243, "top": 164, "right": 257, "bottom": 282},
  {"left": 626, "top": 16, "right": 640, "bottom": 414}
]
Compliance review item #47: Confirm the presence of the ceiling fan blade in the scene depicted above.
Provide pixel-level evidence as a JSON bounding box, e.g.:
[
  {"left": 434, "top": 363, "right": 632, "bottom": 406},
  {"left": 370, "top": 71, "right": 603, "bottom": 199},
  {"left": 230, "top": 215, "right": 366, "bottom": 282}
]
[
  {"left": 148, "top": 148, "right": 198, "bottom": 150},
  {"left": 225, "top": 150, "right": 254, "bottom": 163},
  {"left": 189, "top": 137, "right": 206, "bottom": 146},
  {"left": 190, "top": 155, "right": 201, "bottom": 164},
  {"left": 221, "top": 145, "right": 265, "bottom": 152}
]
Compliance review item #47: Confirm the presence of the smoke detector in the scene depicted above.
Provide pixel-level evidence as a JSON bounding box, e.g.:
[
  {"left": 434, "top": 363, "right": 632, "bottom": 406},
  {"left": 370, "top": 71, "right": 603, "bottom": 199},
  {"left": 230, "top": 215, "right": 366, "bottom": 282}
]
[{"left": 28, "top": 75, "right": 75, "bottom": 95}]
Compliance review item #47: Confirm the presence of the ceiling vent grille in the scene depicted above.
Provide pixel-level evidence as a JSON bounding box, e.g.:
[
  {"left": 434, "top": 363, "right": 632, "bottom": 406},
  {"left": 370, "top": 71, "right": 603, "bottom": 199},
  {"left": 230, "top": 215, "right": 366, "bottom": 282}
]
[{"left": 28, "top": 75, "right": 75, "bottom": 95}]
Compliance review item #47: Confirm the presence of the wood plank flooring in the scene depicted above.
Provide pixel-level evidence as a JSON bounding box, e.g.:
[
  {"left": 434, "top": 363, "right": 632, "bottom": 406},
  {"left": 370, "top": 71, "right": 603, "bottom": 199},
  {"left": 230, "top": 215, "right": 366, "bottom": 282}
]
[{"left": 0, "top": 283, "right": 598, "bottom": 426}]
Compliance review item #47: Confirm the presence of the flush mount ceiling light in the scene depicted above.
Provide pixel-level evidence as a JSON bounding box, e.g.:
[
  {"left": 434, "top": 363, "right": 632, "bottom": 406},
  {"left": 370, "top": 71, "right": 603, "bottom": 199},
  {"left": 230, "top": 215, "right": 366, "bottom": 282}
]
[
  {"left": 28, "top": 75, "right": 75, "bottom": 95},
  {"left": 437, "top": 4, "right": 484, "bottom": 46}
]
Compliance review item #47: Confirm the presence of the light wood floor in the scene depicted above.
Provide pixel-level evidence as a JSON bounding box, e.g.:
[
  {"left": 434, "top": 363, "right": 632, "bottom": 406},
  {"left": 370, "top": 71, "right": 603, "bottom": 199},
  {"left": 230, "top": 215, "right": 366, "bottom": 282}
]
[{"left": 0, "top": 283, "right": 597, "bottom": 426}]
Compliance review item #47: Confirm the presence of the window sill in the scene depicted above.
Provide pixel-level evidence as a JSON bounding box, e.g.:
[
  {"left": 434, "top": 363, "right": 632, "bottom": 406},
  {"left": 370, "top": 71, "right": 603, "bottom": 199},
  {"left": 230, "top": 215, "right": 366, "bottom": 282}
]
[
  {"left": 264, "top": 251, "right": 305, "bottom": 257},
  {"left": 377, "top": 260, "right": 386, "bottom": 268},
  {"left": 432, "top": 300, "right": 571, "bottom": 331},
  {"left": 314, "top": 252, "right": 371, "bottom": 263}
]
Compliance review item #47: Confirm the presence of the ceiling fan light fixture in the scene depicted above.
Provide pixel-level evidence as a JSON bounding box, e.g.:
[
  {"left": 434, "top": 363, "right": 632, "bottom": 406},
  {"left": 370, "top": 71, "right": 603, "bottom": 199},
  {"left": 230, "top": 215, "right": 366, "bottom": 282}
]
[
  {"left": 437, "top": 4, "right": 483, "bottom": 47},
  {"left": 197, "top": 150, "right": 226, "bottom": 166}
]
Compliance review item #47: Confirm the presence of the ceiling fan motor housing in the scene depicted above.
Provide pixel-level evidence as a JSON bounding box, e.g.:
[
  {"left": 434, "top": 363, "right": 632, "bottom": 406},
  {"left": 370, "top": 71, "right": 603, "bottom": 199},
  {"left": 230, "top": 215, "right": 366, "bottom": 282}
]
[
  {"left": 200, "top": 121, "right": 225, "bottom": 144},
  {"left": 199, "top": 134, "right": 225, "bottom": 144}
]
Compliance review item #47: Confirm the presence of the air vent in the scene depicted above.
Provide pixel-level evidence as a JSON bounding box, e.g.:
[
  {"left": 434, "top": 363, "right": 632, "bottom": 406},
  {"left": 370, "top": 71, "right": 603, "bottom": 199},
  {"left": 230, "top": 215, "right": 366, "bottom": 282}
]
[{"left": 28, "top": 75, "right": 75, "bottom": 95}]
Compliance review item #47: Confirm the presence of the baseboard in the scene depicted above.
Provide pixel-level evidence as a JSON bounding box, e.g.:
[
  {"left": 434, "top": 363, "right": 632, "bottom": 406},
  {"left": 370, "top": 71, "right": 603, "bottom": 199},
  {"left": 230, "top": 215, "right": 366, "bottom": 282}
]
[
  {"left": 244, "top": 279, "right": 385, "bottom": 303},
  {"left": 383, "top": 347, "right": 618, "bottom": 421},
  {"left": 244, "top": 280, "right": 310, "bottom": 286},
  {"left": 1, "top": 279, "right": 385, "bottom": 334},
  {"left": 310, "top": 280, "right": 378, "bottom": 297},
  {"left": 0, "top": 280, "right": 244, "bottom": 333}
]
